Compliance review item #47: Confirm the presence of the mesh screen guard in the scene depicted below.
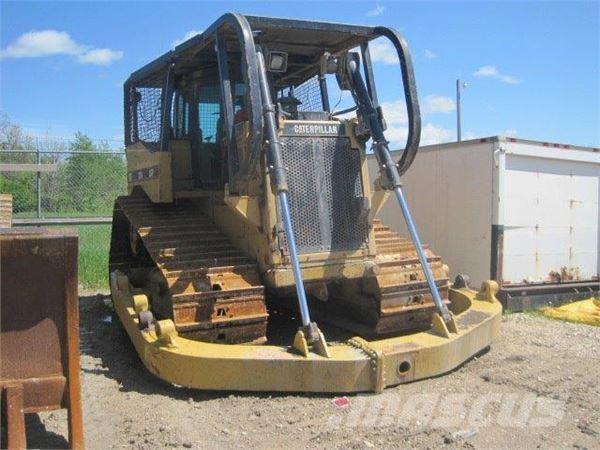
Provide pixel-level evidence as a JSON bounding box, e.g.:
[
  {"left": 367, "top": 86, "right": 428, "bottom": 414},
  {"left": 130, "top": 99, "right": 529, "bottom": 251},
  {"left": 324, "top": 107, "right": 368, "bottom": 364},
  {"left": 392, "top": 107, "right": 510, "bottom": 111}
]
[
  {"left": 279, "top": 135, "right": 368, "bottom": 254},
  {"left": 127, "top": 72, "right": 167, "bottom": 150},
  {"left": 278, "top": 76, "right": 323, "bottom": 112}
]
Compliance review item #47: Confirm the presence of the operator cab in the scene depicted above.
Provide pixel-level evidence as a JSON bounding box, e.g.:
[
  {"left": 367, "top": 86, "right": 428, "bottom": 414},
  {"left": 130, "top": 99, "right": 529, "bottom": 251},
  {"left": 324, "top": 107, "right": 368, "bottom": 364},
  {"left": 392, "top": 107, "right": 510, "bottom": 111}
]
[{"left": 123, "top": 15, "right": 413, "bottom": 196}]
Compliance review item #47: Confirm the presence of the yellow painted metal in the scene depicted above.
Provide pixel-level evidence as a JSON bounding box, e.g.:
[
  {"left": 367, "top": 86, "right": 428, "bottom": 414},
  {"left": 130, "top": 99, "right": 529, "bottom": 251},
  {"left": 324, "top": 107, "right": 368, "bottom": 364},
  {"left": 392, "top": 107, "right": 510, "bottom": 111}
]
[
  {"left": 207, "top": 117, "right": 383, "bottom": 290},
  {"left": 132, "top": 294, "right": 149, "bottom": 313},
  {"left": 368, "top": 178, "right": 391, "bottom": 223},
  {"left": 125, "top": 142, "right": 173, "bottom": 203},
  {"left": 539, "top": 297, "right": 600, "bottom": 326},
  {"left": 223, "top": 186, "right": 262, "bottom": 229},
  {"left": 110, "top": 271, "right": 502, "bottom": 393}
]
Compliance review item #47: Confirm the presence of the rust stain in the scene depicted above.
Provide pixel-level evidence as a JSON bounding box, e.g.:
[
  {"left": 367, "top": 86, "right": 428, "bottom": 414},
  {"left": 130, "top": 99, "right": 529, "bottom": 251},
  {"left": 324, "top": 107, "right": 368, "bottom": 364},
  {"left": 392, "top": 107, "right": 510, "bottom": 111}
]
[{"left": 548, "top": 266, "right": 581, "bottom": 283}]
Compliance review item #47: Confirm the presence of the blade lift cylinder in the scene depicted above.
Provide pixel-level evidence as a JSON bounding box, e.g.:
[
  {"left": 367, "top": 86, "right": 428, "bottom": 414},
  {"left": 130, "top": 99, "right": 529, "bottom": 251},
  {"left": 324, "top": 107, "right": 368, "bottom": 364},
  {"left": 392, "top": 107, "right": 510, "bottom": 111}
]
[
  {"left": 255, "top": 46, "right": 330, "bottom": 356},
  {"left": 342, "top": 54, "right": 452, "bottom": 324}
]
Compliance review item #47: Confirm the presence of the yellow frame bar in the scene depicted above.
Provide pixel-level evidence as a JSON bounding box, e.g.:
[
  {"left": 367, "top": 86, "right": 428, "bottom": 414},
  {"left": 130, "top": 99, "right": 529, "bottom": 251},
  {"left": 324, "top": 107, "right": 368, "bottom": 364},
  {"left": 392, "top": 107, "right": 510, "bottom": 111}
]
[{"left": 111, "top": 274, "right": 502, "bottom": 393}]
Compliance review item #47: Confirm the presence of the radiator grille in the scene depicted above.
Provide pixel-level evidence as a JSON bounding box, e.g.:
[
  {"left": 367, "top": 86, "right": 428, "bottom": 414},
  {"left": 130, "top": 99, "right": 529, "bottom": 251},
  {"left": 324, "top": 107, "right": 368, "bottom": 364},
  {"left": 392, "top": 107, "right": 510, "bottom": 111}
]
[{"left": 280, "top": 136, "right": 368, "bottom": 253}]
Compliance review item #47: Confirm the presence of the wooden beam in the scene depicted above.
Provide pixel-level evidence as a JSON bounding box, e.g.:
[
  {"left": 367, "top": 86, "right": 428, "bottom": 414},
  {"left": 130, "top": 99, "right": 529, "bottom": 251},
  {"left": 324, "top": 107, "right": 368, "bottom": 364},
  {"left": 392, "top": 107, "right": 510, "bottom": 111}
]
[
  {"left": 13, "top": 217, "right": 112, "bottom": 226},
  {"left": 0, "top": 163, "right": 58, "bottom": 173},
  {"left": 0, "top": 194, "right": 12, "bottom": 228}
]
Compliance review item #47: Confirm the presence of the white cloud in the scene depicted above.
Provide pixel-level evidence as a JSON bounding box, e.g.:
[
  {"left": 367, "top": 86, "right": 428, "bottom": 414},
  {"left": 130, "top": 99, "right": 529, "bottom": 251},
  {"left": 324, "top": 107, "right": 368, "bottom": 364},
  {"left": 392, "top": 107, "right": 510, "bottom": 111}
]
[
  {"left": 424, "top": 49, "right": 438, "bottom": 59},
  {"left": 172, "top": 30, "right": 203, "bottom": 48},
  {"left": 498, "top": 74, "right": 521, "bottom": 85},
  {"left": 381, "top": 95, "right": 455, "bottom": 123},
  {"left": 380, "top": 99, "right": 453, "bottom": 148},
  {"left": 420, "top": 123, "right": 453, "bottom": 145},
  {"left": 474, "top": 65, "right": 498, "bottom": 77},
  {"left": 385, "top": 125, "right": 409, "bottom": 147},
  {"left": 369, "top": 39, "right": 398, "bottom": 65},
  {"left": 423, "top": 95, "right": 455, "bottom": 114},
  {"left": 77, "top": 48, "right": 123, "bottom": 66},
  {"left": 379, "top": 100, "right": 408, "bottom": 149},
  {"left": 0, "top": 30, "right": 83, "bottom": 58},
  {"left": 474, "top": 65, "right": 521, "bottom": 85},
  {"left": 366, "top": 5, "right": 385, "bottom": 17},
  {"left": 384, "top": 122, "right": 453, "bottom": 148},
  {"left": 381, "top": 100, "right": 408, "bottom": 125},
  {"left": 0, "top": 30, "right": 123, "bottom": 66},
  {"left": 502, "top": 129, "right": 518, "bottom": 137}
]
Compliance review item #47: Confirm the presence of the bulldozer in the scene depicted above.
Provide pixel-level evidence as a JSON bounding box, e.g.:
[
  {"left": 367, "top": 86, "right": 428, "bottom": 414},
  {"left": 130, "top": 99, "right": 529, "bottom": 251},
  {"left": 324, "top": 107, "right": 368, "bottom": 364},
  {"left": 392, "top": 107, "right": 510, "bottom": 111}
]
[{"left": 109, "top": 13, "right": 502, "bottom": 393}]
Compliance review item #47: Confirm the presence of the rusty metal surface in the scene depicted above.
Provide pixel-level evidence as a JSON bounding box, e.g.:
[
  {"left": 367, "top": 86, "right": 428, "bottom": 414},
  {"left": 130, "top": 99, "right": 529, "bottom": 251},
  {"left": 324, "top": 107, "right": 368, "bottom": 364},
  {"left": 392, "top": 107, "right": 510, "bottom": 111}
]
[
  {"left": 109, "top": 193, "right": 450, "bottom": 342},
  {"left": 317, "top": 219, "right": 450, "bottom": 336},
  {"left": 1, "top": 383, "right": 26, "bottom": 450},
  {"left": 498, "top": 280, "right": 599, "bottom": 311},
  {"left": 0, "top": 227, "right": 84, "bottom": 449},
  {"left": 109, "top": 195, "right": 268, "bottom": 344}
]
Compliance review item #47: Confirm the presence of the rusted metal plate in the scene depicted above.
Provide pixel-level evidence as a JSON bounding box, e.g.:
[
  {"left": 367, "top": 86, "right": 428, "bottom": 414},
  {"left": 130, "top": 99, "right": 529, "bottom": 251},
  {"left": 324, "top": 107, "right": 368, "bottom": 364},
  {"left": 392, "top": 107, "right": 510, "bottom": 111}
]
[
  {"left": 498, "top": 280, "right": 599, "bottom": 311},
  {"left": 1, "top": 383, "right": 26, "bottom": 450},
  {"left": 0, "top": 228, "right": 84, "bottom": 449}
]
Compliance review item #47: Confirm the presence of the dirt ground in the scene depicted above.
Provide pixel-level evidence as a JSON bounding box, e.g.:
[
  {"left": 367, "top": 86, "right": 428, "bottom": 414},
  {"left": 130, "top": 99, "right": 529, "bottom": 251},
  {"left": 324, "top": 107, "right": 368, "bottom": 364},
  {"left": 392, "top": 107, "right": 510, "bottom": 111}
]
[{"left": 27, "top": 293, "right": 599, "bottom": 450}]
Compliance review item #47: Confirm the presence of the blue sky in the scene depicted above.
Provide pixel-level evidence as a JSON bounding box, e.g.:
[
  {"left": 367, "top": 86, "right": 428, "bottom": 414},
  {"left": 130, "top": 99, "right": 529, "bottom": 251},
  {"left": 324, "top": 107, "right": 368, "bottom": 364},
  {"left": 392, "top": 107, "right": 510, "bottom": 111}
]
[{"left": 1, "top": 1, "right": 598, "bottom": 148}]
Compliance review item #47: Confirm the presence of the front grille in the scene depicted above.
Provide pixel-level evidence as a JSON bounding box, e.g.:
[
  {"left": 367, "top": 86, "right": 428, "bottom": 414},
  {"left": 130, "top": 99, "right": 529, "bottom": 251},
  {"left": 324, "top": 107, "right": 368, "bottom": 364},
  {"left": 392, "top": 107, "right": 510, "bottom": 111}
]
[{"left": 280, "top": 136, "right": 368, "bottom": 253}]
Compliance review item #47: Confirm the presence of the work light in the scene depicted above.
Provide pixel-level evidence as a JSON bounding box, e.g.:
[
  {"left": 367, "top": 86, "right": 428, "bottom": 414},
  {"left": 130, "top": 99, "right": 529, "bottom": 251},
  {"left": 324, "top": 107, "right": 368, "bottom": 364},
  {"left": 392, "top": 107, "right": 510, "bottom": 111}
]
[{"left": 268, "top": 51, "right": 288, "bottom": 72}]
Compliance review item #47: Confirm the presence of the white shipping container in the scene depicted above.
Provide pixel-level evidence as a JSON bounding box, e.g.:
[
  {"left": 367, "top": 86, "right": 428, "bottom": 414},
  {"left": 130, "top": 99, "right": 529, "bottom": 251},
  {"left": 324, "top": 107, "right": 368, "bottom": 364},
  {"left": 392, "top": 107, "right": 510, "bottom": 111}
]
[{"left": 368, "top": 137, "right": 600, "bottom": 309}]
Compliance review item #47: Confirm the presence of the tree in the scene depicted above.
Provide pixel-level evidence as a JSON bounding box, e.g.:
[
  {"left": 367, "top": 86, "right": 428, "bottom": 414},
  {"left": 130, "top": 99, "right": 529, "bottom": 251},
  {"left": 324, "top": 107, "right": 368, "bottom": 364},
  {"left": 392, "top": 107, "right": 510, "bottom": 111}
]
[
  {"left": 61, "top": 132, "right": 126, "bottom": 214},
  {"left": 0, "top": 115, "right": 37, "bottom": 214},
  {"left": 1, "top": 119, "right": 127, "bottom": 217}
]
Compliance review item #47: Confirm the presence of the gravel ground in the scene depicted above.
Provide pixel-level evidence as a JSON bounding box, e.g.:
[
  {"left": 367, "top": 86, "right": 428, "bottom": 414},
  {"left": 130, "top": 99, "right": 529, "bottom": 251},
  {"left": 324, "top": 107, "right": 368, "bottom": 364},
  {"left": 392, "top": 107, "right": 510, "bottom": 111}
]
[{"left": 27, "top": 294, "right": 599, "bottom": 450}]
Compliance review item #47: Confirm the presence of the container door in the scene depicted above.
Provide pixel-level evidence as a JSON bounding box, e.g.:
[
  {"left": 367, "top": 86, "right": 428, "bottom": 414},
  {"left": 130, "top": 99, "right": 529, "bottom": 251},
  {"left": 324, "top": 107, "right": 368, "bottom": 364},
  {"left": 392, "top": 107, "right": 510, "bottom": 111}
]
[{"left": 502, "top": 152, "right": 599, "bottom": 284}]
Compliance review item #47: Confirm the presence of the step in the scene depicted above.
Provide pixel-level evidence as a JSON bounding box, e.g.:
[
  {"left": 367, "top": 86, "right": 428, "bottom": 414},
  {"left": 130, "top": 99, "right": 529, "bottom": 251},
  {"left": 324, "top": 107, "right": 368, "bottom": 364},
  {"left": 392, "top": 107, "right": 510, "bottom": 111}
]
[
  {"left": 375, "top": 237, "right": 407, "bottom": 246},
  {"left": 140, "top": 228, "right": 223, "bottom": 240},
  {"left": 154, "top": 249, "right": 243, "bottom": 263},
  {"left": 374, "top": 231, "right": 401, "bottom": 239},
  {"left": 143, "top": 235, "right": 231, "bottom": 249},
  {"left": 152, "top": 243, "right": 236, "bottom": 257},
  {"left": 121, "top": 216, "right": 214, "bottom": 229},
  {"left": 164, "top": 263, "right": 258, "bottom": 279},
  {"left": 159, "top": 256, "right": 252, "bottom": 272}
]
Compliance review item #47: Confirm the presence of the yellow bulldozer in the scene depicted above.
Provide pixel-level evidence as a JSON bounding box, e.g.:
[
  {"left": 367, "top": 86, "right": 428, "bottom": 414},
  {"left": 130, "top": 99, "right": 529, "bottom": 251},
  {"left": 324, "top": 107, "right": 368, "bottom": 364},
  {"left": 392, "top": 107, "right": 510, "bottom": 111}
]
[{"left": 109, "top": 13, "right": 501, "bottom": 393}]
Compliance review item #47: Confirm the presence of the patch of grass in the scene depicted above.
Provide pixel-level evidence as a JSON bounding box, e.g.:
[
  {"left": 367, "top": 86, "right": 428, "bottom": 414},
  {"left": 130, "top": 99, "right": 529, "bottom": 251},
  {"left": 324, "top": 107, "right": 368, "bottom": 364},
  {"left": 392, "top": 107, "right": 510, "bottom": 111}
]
[{"left": 74, "top": 224, "right": 112, "bottom": 291}]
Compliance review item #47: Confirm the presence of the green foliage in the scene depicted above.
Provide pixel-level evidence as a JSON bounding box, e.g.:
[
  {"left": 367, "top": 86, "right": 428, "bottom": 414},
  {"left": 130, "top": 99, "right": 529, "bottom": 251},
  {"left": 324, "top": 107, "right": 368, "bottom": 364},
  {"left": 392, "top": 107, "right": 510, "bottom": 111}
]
[
  {"left": 0, "top": 172, "right": 36, "bottom": 212},
  {"left": 1, "top": 121, "right": 126, "bottom": 217},
  {"left": 58, "top": 133, "right": 126, "bottom": 215},
  {"left": 75, "top": 224, "right": 112, "bottom": 291}
]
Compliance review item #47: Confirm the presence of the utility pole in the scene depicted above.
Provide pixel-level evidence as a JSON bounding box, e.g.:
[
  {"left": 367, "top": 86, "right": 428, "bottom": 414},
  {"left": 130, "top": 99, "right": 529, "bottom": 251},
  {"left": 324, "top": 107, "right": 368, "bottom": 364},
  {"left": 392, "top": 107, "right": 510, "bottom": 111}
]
[
  {"left": 456, "top": 78, "right": 467, "bottom": 142},
  {"left": 36, "top": 137, "right": 41, "bottom": 218}
]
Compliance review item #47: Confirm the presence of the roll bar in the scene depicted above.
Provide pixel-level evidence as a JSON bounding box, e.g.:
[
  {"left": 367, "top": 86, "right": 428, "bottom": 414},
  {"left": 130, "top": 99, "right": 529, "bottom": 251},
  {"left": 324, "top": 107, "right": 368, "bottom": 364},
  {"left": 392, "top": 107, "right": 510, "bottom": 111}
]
[
  {"left": 209, "top": 13, "right": 264, "bottom": 183},
  {"left": 124, "top": 16, "right": 421, "bottom": 182},
  {"left": 372, "top": 27, "right": 421, "bottom": 177}
]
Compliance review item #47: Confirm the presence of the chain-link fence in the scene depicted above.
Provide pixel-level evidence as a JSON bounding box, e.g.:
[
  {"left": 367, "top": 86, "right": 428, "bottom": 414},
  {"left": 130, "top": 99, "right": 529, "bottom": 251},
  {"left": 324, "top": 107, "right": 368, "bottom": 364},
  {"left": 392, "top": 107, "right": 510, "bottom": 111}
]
[{"left": 0, "top": 137, "right": 126, "bottom": 219}]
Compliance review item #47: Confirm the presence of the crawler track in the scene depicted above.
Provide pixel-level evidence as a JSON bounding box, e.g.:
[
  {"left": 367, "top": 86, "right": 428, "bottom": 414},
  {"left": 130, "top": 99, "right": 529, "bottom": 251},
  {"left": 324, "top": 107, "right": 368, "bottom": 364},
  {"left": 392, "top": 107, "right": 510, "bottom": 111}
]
[
  {"left": 367, "top": 219, "right": 449, "bottom": 334},
  {"left": 109, "top": 194, "right": 268, "bottom": 344},
  {"left": 304, "top": 219, "right": 449, "bottom": 337}
]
